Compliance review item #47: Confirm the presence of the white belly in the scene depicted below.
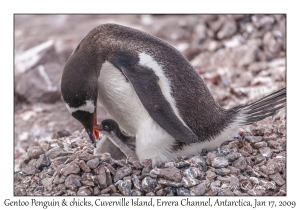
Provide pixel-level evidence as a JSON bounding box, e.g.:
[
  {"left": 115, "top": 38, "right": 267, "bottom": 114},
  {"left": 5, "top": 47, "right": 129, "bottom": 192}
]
[{"left": 97, "top": 61, "right": 176, "bottom": 164}]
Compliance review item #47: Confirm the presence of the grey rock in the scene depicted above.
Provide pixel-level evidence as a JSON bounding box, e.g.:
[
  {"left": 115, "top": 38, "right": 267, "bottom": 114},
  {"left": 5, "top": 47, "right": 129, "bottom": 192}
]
[
  {"left": 182, "top": 167, "right": 203, "bottom": 179},
  {"left": 190, "top": 183, "right": 206, "bottom": 195},
  {"left": 61, "top": 162, "right": 80, "bottom": 176},
  {"left": 251, "top": 126, "right": 266, "bottom": 136},
  {"left": 226, "top": 152, "right": 241, "bottom": 162},
  {"left": 206, "top": 169, "right": 216, "bottom": 180},
  {"left": 269, "top": 172, "right": 285, "bottom": 186},
  {"left": 39, "top": 142, "right": 51, "bottom": 152},
  {"left": 176, "top": 187, "right": 191, "bottom": 196},
  {"left": 156, "top": 189, "right": 167, "bottom": 196},
  {"left": 174, "top": 161, "right": 190, "bottom": 168},
  {"left": 78, "top": 154, "right": 95, "bottom": 161},
  {"left": 95, "top": 165, "right": 107, "bottom": 188},
  {"left": 220, "top": 189, "right": 234, "bottom": 196},
  {"left": 215, "top": 168, "right": 231, "bottom": 176},
  {"left": 142, "top": 177, "right": 156, "bottom": 193},
  {"left": 22, "top": 164, "right": 38, "bottom": 175},
  {"left": 259, "top": 147, "right": 271, "bottom": 158},
  {"left": 77, "top": 187, "right": 92, "bottom": 196},
  {"left": 35, "top": 154, "right": 50, "bottom": 170},
  {"left": 86, "top": 158, "right": 100, "bottom": 169},
  {"left": 265, "top": 160, "right": 279, "bottom": 175},
  {"left": 232, "top": 157, "right": 247, "bottom": 170},
  {"left": 78, "top": 160, "right": 91, "bottom": 172},
  {"left": 27, "top": 146, "right": 45, "bottom": 159},
  {"left": 189, "top": 155, "right": 206, "bottom": 167},
  {"left": 46, "top": 147, "right": 67, "bottom": 159},
  {"left": 118, "top": 179, "right": 132, "bottom": 195},
  {"left": 132, "top": 189, "right": 143, "bottom": 196},
  {"left": 114, "top": 166, "right": 132, "bottom": 182},
  {"left": 255, "top": 153, "right": 266, "bottom": 164},
  {"left": 146, "top": 192, "right": 155, "bottom": 196},
  {"left": 182, "top": 177, "right": 200, "bottom": 187},
  {"left": 206, "top": 151, "right": 219, "bottom": 165},
  {"left": 159, "top": 167, "right": 182, "bottom": 182},
  {"left": 253, "top": 142, "right": 267, "bottom": 149},
  {"left": 211, "top": 157, "right": 229, "bottom": 168},
  {"left": 132, "top": 174, "right": 142, "bottom": 190},
  {"left": 41, "top": 177, "right": 53, "bottom": 191},
  {"left": 157, "top": 179, "right": 182, "bottom": 187},
  {"left": 233, "top": 189, "right": 242, "bottom": 196},
  {"left": 81, "top": 180, "right": 94, "bottom": 186},
  {"left": 93, "top": 186, "right": 101, "bottom": 195},
  {"left": 65, "top": 174, "right": 81, "bottom": 190},
  {"left": 230, "top": 175, "right": 240, "bottom": 189},
  {"left": 245, "top": 135, "right": 263, "bottom": 144}
]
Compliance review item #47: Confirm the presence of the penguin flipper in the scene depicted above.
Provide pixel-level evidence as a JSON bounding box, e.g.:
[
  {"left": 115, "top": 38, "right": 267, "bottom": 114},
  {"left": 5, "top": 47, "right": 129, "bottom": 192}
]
[{"left": 110, "top": 54, "right": 198, "bottom": 144}]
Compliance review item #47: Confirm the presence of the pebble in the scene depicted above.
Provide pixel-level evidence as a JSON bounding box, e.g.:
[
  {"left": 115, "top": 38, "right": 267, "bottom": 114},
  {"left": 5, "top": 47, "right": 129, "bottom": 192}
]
[
  {"left": 118, "top": 179, "right": 132, "bottom": 195},
  {"left": 259, "top": 147, "right": 272, "bottom": 158},
  {"left": 253, "top": 142, "right": 267, "bottom": 149},
  {"left": 158, "top": 167, "right": 182, "bottom": 182},
  {"left": 232, "top": 157, "right": 247, "bottom": 170},
  {"left": 189, "top": 155, "right": 207, "bottom": 167},
  {"left": 46, "top": 147, "right": 67, "bottom": 159},
  {"left": 141, "top": 177, "right": 156, "bottom": 193},
  {"left": 245, "top": 135, "right": 263, "bottom": 144},
  {"left": 215, "top": 168, "right": 231, "bottom": 176},
  {"left": 77, "top": 187, "right": 91, "bottom": 196},
  {"left": 269, "top": 172, "right": 285, "bottom": 186},
  {"left": 206, "top": 170, "right": 217, "bottom": 180},
  {"left": 132, "top": 189, "right": 142, "bottom": 196},
  {"left": 176, "top": 187, "right": 191, "bottom": 196},
  {"left": 57, "top": 129, "right": 71, "bottom": 138},
  {"left": 226, "top": 152, "right": 241, "bottom": 161},
  {"left": 78, "top": 160, "right": 91, "bottom": 172},
  {"left": 95, "top": 166, "right": 107, "bottom": 188},
  {"left": 211, "top": 157, "right": 229, "bottom": 168},
  {"left": 35, "top": 154, "right": 51, "bottom": 171},
  {"left": 86, "top": 158, "right": 100, "bottom": 169},
  {"left": 190, "top": 183, "right": 206, "bottom": 195},
  {"left": 27, "top": 146, "right": 45, "bottom": 159},
  {"left": 181, "top": 177, "right": 200, "bottom": 187},
  {"left": 114, "top": 166, "right": 132, "bottom": 182},
  {"left": 61, "top": 162, "right": 80, "bottom": 176},
  {"left": 131, "top": 174, "right": 142, "bottom": 190},
  {"left": 41, "top": 177, "right": 53, "bottom": 191},
  {"left": 157, "top": 179, "right": 182, "bottom": 187},
  {"left": 65, "top": 174, "right": 81, "bottom": 190},
  {"left": 22, "top": 164, "right": 38, "bottom": 175}
]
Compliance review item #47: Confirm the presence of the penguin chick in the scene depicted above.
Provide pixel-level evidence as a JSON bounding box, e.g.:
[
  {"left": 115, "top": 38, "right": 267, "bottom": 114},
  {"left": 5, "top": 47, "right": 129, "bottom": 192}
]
[
  {"left": 61, "top": 23, "right": 286, "bottom": 165},
  {"left": 94, "top": 119, "right": 137, "bottom": 159}
]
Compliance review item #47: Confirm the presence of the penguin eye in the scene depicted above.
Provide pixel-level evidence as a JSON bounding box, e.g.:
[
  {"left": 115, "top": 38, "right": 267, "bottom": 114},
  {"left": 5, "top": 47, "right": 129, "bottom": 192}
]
[{"left": 103, "top": 125, "right": 110, "bottom": 131}]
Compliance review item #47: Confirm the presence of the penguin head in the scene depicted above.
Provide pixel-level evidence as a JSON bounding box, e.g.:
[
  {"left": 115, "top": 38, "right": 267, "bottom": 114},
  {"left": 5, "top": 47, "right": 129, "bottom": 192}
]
[
  {"left": 61, "top": 41, "right": 102, "bottom": 146},
  {"left": 94, "top": 119, "right": 122, "bottom": 139}
]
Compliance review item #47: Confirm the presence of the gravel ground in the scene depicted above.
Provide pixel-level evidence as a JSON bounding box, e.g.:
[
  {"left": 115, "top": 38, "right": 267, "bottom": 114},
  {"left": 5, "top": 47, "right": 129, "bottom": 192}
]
[{"left": 14, "top": 14, "right": 286, "bottom": 196}]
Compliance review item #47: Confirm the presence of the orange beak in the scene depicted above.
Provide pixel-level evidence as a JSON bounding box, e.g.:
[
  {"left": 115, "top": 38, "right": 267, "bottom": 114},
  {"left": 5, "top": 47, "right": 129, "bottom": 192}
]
[{"left": 93, "top": 113, "right": 99, "bottom": 139}]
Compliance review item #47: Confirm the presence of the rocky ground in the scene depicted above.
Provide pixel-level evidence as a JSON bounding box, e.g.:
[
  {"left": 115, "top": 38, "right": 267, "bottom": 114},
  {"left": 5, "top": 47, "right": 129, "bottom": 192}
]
[{"left": 14, "top": 14, "right": 286, "bottom": 196}]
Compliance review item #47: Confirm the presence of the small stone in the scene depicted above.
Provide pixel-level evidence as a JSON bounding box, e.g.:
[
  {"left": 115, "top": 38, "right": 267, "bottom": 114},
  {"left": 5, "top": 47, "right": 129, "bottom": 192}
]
[
  {"left": 211, "top": 180, "right": 221, "bottom": 187},
  {"left": 233, "top": 190, "right": 242, "bottom": 196},
  {"left": 95, "top": 165, "right": 107, "bottom": 188},
  {"left": 251, "top": 125, "right": 265, "bottom": 136},
  {"left": 157, "top": 179, "right": 182, "bottom": 187},
  {"left": 61, "top": 162, "right": 80, "bottom": 176},
  {"left": 176, "top": 187, "right": 191, "bottom": 196},
  {"left": 259, "top": 147, "right": 271, "bottom": 158},
  {"left": 190, "top": 183, "right": 206, "bottom": 195},
  {"left": 206, "top": 170, "right": 216, "bottom": 180},
  {"left": 215, "top": 168, "right": 231, "bottom": 176},
  {"left": 225, "top": 152, "right": 241, "bottom": 162},
  {"left": 118, "top": 179, "right": 132, "bottom": 195},
  {"left": 232, "top": 157, "right": 247, "bottom": 170},
  {"left": 267, "top": 140, "right": 281, "bottom": 149},
  {"left": 132, "top": 189, "right": 143, "bottom": 196},
  {"left": 41, "top": 177, "right": 53, "bottom": 191},
  {"left": 78, "top": 160, "right": 91, "bottom": 172},
  {"left": 65, "top": 174, "right": 81, "bottom": 190},
  {"left": 181, "top": 177, "right": 200, "bottom": 187},
  {"left": 245, "top": 135, "right": 263, "bottom": 144},
  {"left": 35, "top": 154, "right": 51, "bottom": 171},
  {"left": 27, "top": 146, "right": 45, "bottom": 159},
  {"left": 146, "top": 192, "right": 155, "bottom": 196},
  {"left": 156, "top": 189, "right": 166, "bottom": 196},
  {"left": 39, "top": 142, "right": 51, "bottom": 152},
  {"left": 217, "top": 176, "right": 231, "bottom": 183},
  {"left": 77, "top": 187, "right": 91, "bottom": 196},
  {"left": 159, "top": 167, "right": 182, "bottom": 182},
  {"left": 78, "top": 154, "right": 95, "bottom": 161},
  {"left": 114, "top": 166, "right": 132, "bottom": 182},
  {"left": 174, "top": 161, "right": 190, "bottom": 168},
  {"left": 46, "top": 147, "right": 66, "bottom": 159},
  {"left": 86, "top": 158, "right": 100, "bottom": 169},
  {"left": 106, "top": 164, "right": 116, "bottom": 175},
  {"left": 128, "top": 157, "right": 143, "bottom": 169},
  {"left": 189, "top": 155, "right": 207, "bottom": 167},
  {"left": 81, "top": 180, "right": 94, "bottom": 186},
  {"left": 211, "top": 157, "right": 229, "bottom": 168},
  {"left": 206, "top": 151, "right": 219, "bottom": 165},
  {"left": 22, "top": 164, "right": 38, "bottom": 175},
  {"left": 182, "top": 167, "right": 203, "bottom": 179},
  {"left": 255, "top": 153, "right": 266, "bottom": 164},
  {"left": 93, "top": 186, "right": 101, "bottom": 195},
  {"left": 57, "top": 129, "right": 71, "bottom": 138},
  {"left": 132, "top": 174, "right": 142, "bottom": 190},
  {"left": 269, "top": 172, "right": 285, "bottom": 186},
  {"left": 141, "top": 177, "right": 156, "bottom": 193},
  {"left": 230, "top": 176, "right": 240, "bottom": 189},
  {"left": 253, "top": 142, "right": 267, "bottom": 149},
  {"left": 265, "top": 160, "right": 279, "bottom": 175}
]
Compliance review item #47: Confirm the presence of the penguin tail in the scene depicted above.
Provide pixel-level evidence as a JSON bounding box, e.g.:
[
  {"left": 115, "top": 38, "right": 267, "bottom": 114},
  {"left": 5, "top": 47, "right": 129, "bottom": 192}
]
[{"left": 233, "top": 88, "right": 286, "bottom": 125}]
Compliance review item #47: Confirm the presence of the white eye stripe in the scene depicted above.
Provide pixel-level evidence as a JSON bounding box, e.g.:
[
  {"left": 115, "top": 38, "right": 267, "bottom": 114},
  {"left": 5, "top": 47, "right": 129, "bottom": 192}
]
[{"left": 65, "top": 99, "right": 95, "bottom": 114}]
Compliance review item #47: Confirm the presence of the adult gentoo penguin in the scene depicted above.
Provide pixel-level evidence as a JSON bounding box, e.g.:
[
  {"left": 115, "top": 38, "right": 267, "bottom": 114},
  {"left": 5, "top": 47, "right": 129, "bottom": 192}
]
[{"left": 61, "top": 23, "right": 286, "bottom": 165}]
